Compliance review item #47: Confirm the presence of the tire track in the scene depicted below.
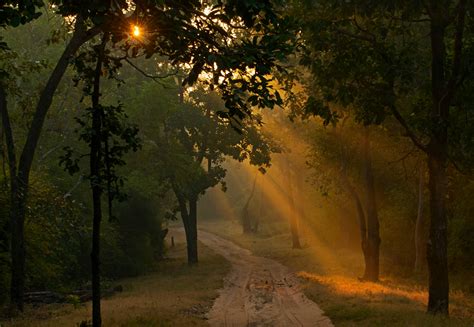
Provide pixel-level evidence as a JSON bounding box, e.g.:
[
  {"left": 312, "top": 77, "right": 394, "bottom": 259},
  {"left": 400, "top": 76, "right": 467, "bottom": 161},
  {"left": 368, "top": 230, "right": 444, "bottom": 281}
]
[{"left": 198, "top": 230, "right": 333, "bottom": 327}]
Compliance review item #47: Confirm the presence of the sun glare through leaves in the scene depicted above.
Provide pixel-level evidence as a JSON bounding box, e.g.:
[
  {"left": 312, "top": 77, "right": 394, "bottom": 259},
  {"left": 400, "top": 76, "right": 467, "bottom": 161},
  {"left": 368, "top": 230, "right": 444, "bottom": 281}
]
[{"left": 132, "top": 25, "right": 141, "bottom": 37}]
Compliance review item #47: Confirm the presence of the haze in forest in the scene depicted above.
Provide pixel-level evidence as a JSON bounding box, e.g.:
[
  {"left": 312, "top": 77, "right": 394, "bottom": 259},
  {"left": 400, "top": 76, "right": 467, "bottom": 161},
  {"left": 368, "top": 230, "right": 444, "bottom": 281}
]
[{"left": 0, "top": 1, "right": 473, "bottom": 327}]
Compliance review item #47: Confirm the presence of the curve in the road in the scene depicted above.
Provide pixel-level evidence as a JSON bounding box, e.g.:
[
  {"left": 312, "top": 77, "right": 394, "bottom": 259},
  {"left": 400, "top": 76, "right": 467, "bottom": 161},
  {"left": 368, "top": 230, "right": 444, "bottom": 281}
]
[{"left": 198, "top": 230, "right": 334, "bottom": 327}]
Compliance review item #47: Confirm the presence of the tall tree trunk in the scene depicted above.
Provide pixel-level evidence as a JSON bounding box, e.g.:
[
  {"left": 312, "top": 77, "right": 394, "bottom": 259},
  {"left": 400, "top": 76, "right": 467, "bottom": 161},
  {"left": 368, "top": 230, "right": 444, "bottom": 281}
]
[
  {"left": 177, "top": 194, "right": 190, "bottom": 240},
  {"left": 255, "top": 177, "right": 263, "bottom": 233},
  {"left": 362, "top": 129, "right": 380, "bottom": 281},
  {"left": 285, "top": 155, "right": 301, "bottom": 249},
  {"left": 296, "top": 170, "right": 307, "bottom": 242},
  {"left": 336, "top": 124, "right": 370, "bottom": 279},
  {"left": 340, "top": 171, "right": 369, "bottom": 277},
  {"left": 242, "top": 173, "right": 257, "bottom": 234},
  {"left": 1, "top": 19, "right": 100, "bottom": 312},
  {"left": 187, "top": 195, "right": 198, "bottom": 264},
  {"left": 90, "top": 153, "right": 102, "bottom": 327},
  {"left": 426, "top": 149, "right": 449, "bottom": 314},
  {"left": 425, "top": 1, "right": 464, "bottom": 312},
  {"left": 1, "top": 86, "right": 24, "bottom": 313},
  {"left": 414, "top": 167, "right": 425, "bottom": 273},
  {"left": 177, "top": 193, "right": 198, "bottom": 264},
  {"left": 8, "top": 183, "right": 26, "bottom": 312},
  {"left": 90, "top": 34, "right": 107, "bottom": 327}
]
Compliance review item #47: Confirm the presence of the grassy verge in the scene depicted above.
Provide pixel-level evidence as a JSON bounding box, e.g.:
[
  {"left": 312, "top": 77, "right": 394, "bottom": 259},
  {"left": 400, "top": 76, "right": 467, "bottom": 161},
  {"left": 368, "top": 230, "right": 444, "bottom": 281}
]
[
  {"left": 200, "top": 219, "right": 474, "bottom": 327},
  {"left": 1, "top": 232, "right": 230, "bottom": 327}
]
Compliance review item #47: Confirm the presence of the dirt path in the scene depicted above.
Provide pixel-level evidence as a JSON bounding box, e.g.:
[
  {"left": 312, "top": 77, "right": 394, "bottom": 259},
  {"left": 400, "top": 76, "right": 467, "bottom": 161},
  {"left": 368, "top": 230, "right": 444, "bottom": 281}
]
[{"left": 198, "top": 230, "right": 333, "bottom": 327}]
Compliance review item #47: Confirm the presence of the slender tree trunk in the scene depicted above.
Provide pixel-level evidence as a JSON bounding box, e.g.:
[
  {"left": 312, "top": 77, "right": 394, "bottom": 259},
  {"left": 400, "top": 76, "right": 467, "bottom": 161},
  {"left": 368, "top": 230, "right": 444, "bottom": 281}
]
[
  {"left": 341, "top": 172, "right": 369, "bottom": 276},
  {"left": 1, "top": 86, "right": 24, "bottom": 313},
  {"left": 336, "top": 124, "right": 370, "bottom": 279},
  {"left": 90, "top": 158, "right": 102, "bottom": 327},
  {"left": 0, "top": 109, "right": 7, "bottom": 186},
  {"left": 426, "top": 148, "right": 449, "bottom": 314},
  {"left": 414, "top": 167, "right": 425, "bottom": 273},
  {"left": 255, "top": 177, "right": 263, "bottom": 233},
  {"left": 353, "top": 189, "right": 370, "bottom": 275},
  {"left": 425, "top": 2, "right": 461, "bottom": 312},
  {"left": 242, "top": 173, "right": 257, "bottom": 234},
  {"left": 1, "top": 19, "right": 100, "bottom": 312},
  {"left": 242, "top": 208, "right": 252, "bottom": 234},
  {"left": 177, "top": 193, "right": 198, "bottom": 264},
  {"left": 9, "top": 184, "right": 26, "bottom": 312},
  {"left": 361, "top": 129, "right": 380, "bottom": 281},
  {"left": 90, "top": 34, "right": 107, "bottom": 327},
  {"left": 285, "top": 155, "right": 301, "bottom": 249},
  {"left": 187, "top": 195, "right": 198, "bottom": 264},
  {"left": 296, "top": 170, "right": 307, "bottom": 243},
  {"left": 177, "top": 194, "right": 190, "bottom": 239}
]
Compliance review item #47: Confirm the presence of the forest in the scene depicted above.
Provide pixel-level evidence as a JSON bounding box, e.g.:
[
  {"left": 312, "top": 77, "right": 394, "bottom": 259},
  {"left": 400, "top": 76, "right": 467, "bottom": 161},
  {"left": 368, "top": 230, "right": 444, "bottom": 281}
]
[{"left": 0, "top": 1, "right": 473, "bottom": 326}]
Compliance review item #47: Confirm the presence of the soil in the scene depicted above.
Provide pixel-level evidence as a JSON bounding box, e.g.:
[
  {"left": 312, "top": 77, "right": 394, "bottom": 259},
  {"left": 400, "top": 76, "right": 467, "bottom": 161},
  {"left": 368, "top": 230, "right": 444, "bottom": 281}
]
[{"left": 198, "top": 230, "right": 334, "bottom": 327}]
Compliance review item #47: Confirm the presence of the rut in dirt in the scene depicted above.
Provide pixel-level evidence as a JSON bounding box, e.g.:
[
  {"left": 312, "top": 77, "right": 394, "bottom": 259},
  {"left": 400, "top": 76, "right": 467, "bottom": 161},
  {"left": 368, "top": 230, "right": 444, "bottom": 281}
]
[{"left": 198, "top": 230, "right": 334, "bottom": 327}]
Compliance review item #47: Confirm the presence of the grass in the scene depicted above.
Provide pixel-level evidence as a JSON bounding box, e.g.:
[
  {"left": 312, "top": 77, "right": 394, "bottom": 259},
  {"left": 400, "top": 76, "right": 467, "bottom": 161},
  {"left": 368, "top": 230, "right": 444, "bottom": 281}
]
[
  {"left": 0, "top": 233, "right": 230, "bottom": 327},
  {"left": 200, "top": 218, "right": 474, "bottom": 327}
]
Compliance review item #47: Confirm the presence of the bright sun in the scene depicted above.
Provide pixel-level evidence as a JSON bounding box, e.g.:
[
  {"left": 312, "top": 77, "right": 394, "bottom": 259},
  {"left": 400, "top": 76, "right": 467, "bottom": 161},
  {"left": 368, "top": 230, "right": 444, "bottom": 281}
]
[{"left": 132, "top": 25, "right": 141, "bottom": 37}]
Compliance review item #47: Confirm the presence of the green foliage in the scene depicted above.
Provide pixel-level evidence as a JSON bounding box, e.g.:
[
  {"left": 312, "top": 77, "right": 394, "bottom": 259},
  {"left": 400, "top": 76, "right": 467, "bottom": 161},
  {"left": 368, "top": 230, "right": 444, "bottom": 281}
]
[
  {"left": 0, "top": 175, "right": 85, "bottom": 295},
  {"left": 24, "top": 175, "right": 85, "bottom": 291},
  {"left": 60, "top": 104, "right": 141, "bottom": 207},
  {"left": 65, "top": 294, "right": 81, "bottom": 308},
  {"left": 129, "top": 79, "right": 278, "bottom": 206},
  {"left": 59, "top": 37, "right": 142, "bottom": 215},
  {"left": 294, "top": 0, "right": 474, "bottom": 163},
  {"left": 108, "top": 0, "right": 297, "bottom": 122},
  {"left": 0, "top": 1, "right": 44, "bottom": 28},
  {"left": 292, "top": 0, "right": 474, "bottom": 295},
  {"left": 0, "top": 0, "right": 296, "bottom": 310},
  {"left": 102, "top": 192, "right": 165, "bottom": 277}
]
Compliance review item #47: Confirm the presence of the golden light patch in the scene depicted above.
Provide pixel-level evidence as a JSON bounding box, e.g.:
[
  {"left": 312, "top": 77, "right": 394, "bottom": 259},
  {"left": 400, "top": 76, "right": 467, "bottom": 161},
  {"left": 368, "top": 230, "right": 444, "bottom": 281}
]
[
  {"left": 298, "top": 272, "right": 428, "bottom": 303},
  {"left": 132, "top": 25, "right": 141, "bottom": 37}
]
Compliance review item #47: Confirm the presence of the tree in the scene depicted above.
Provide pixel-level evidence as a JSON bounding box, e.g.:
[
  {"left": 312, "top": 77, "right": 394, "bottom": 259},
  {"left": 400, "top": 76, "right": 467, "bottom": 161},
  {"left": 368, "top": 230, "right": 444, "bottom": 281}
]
[
  {"left": 306, "top": 116, "right": 381, "bottom": 281},
  {"left": 241, "top": 173, "right": 258, "bottom": 234},
  {"left": 295, "top": 0, "right": 473, "bottom": 314},
  {"left": 60, "top": 34, "right": 141, "bottom": 326},
  {"left": 360, "top": 128, "right": 380, "bottom": 281},
  {"left": 2, "top": 0, "right": 296, "bottom": 311},
  {"left": 414, "top": 166, "right": 426, "bottom": 273},
  {"left": 1, "top": 3, "right": 102, "bottom": 311},
  {"left": 155, "top": 88, "right": 277, "bottom": 264},
  {"left": 284, "top": 152, "right": 302, "bottom": 249}
]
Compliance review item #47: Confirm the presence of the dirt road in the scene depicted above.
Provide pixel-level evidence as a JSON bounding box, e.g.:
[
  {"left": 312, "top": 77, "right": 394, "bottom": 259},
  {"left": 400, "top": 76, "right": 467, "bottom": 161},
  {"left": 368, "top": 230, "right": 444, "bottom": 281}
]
[{"left": 198, "top": 230, "right": 334, "bottom": 327}]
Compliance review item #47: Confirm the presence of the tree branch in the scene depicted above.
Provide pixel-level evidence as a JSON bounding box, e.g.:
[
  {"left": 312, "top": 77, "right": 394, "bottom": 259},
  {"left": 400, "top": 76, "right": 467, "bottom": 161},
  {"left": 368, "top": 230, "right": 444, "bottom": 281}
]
[
  {"left": 63, "top": 175, "right": 84, "bottom": 199},
  {"left": 124, "top": 58, "right": 179, "bottom": 84},
  {"left": 443, "top": 0, "right": 467, "bottom": 103},
  {"left": 387, "top": 145, "right": 418, "bottom": 165},
  {"left": 0, "top": 85, "right": 17, "bottom": 177},
  {"left": 389, "top": 104, "right": 428, "bottom": 153},
  {"left": 334, "top": 27, "right": 377, "bottom": 46},
  {"left": 18, "top": 17, "right": 102, "bottom": 183}
]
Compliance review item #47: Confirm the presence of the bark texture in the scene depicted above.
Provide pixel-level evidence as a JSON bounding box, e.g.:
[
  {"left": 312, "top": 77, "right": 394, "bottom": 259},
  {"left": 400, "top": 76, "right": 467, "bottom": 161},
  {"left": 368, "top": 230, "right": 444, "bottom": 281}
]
[
  {"left": 414, "top": 168, "right": 425, "bottom": 273},
  {"left": 177, "top": 193, "right": 199, "bottom": 264},
  {"left": 0, "top": 19, "right": 100, "bottom": 312},
  {"left": 361, "top": 129, "right": 380, "bottom": 281},
  {"left": 90, "top": 34, "right": 108, "bottom": 327},
  {"left": 424, "top": 0, "right": 467, "bottom": 313},
  {"left": 285, "top": 155, "right": 301, "bottom": 249},
  {"left": 337, "top": 126, "right": 379, "bottom": 281},
  {"left": 242, "top": 174, "right": 258, "bottom": 234}
]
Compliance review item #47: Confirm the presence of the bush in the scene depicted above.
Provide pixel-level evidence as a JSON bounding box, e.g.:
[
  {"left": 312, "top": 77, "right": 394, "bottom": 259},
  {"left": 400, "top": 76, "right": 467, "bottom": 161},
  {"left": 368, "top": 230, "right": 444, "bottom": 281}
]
[{"left": 102, "top": 191, "right": 166, "bottom": 278}]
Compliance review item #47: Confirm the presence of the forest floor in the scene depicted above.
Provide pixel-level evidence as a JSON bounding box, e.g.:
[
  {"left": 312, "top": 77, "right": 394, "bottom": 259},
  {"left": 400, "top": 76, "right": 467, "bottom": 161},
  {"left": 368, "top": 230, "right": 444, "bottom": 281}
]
[
  {"left": 2, "top": 221, "right": 473, "bottom": 327},
  {"left": 0, "top": 230, "right": 230, "bottom": 327},
  {"left": 200, "top": 219, "right": 474, "bottom": 327}
]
